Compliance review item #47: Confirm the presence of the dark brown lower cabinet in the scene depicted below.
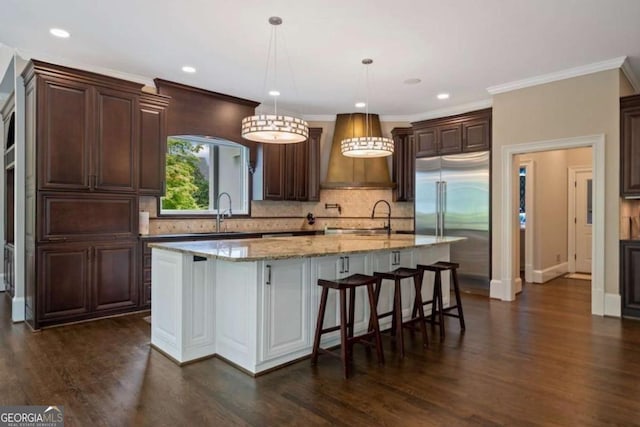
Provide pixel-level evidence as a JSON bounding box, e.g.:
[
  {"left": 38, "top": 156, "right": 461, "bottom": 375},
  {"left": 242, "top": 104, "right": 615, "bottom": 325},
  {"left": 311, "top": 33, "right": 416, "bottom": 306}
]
[
  {"left": 621, "top": 240, "right": 640, "bottom": 318},
  {"left": 35, "top": 240, "right": 137, "bottom": 328}
]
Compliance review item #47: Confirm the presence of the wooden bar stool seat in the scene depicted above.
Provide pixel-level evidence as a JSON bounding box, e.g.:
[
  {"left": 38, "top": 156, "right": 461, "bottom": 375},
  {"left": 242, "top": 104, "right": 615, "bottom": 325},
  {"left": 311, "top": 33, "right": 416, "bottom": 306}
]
[
  {"left": 311, "top": 273, "right": 384, "bottom": 378},
  {"left": 416, "top": 261, "right": 466, "bottom": 341},
  {"left": 372, "top": 267, "right": 428, "bottom": 358}
]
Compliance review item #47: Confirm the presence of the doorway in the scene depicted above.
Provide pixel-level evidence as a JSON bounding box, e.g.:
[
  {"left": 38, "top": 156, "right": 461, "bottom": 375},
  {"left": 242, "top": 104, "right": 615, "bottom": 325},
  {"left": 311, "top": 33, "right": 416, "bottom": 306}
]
[{"left": 494, "top": 134, "right": 606, "bottom": 315}]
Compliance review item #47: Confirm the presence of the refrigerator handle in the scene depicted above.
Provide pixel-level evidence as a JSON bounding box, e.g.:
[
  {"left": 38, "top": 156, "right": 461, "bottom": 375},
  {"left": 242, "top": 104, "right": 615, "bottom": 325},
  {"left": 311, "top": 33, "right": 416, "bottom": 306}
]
[
  {"left": 436, "top": 181, "right": 440, "bottom": 237},
  {"left": 441, "top": 181, "right": 447, "bottom": 237}
]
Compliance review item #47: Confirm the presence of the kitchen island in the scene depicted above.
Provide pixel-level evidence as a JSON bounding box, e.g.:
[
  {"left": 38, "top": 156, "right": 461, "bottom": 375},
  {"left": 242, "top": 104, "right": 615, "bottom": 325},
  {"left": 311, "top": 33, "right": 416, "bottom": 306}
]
[{"left": 150, "top": 234, "right": 463, "bottom": 375}]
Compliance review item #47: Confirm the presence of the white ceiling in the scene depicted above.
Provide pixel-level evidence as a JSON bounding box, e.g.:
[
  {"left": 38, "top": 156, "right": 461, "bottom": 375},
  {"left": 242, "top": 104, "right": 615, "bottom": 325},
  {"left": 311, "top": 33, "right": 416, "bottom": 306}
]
[{"left": 1, "top": 0, "right": 639, "bottom": 120}]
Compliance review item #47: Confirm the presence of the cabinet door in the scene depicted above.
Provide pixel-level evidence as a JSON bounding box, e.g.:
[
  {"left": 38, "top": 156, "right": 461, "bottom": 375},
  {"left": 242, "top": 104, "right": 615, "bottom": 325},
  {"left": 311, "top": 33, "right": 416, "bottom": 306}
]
[
  {"left": 405, "top": 135, "right": 415, "bottom": 201},
  {"left": 311, "top": 256, "right": 341, "bottom": 341},
  {"left": 622, "top": 242, "right": 640, "bottom": 318},
  {"left": 37, "top": 243, "right": 91, "bottom": 321},
  {"left": 263, "top": 144, "right": 285, "bottom": 200},
  {"left": 38, "top": 76, "right": 92, "bottom": 191},
  {"left": 261, "top": 258, "right": 310, "bottom": 360},
  {"left": 294, "top": 142, "right": 309, "bottom": 201},
  {"left": 93, "top": 241, "right": 138, "bottom": 311},
  {"left": 396, "top": 249, "right": 417, "bottom": 320},
  {"left": 307, "top": 128, "right": 322, "bottom": 201},
  {"left": 392, "top": 132, "right": 406, "bottom": 201},
  {"left": 139, "top": 99, "right": 167, "bottom": 195},
  {"left": 284, "top": 144, "right": 297, "bottom": 200},
  {"left": 415, "top": 128, "right": 438, "bottom": 157},
  {"left": 340, "top": 253, "right": 369, "bottom": 335},
  {"left": 621, "top": 104, "right": 640, "bottom": 197},
  {"left": 462, "top": 118, "right": 490, "bottom": 152},
  {"left": 370, "top": 251, "right": 394, "bottom": 330},
  {"left": 94, "top": 87, "right": 138, "bottom": 192},
  {"left": 438, "top": 124, "right": 462, "bottom": 154}
]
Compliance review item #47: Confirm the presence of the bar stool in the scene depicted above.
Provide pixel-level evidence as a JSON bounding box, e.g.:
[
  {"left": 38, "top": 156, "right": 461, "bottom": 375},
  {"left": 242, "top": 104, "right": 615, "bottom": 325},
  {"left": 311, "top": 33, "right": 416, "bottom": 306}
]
[
  {"left": 372, "top": 267, "right": 428, "bottom": 358},
  {"left": 416, "top": 261, "right": 466, "bottom": 341},
  {"left": 311, "top": 273, "right": 384, "bottom": 378}
]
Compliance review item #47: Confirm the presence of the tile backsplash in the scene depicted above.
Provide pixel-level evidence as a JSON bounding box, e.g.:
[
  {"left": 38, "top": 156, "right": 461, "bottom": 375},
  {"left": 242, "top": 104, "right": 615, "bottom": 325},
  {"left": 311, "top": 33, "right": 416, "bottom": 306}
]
[{"left": 140, "top": 189, "right": 414, "bottom": 235}]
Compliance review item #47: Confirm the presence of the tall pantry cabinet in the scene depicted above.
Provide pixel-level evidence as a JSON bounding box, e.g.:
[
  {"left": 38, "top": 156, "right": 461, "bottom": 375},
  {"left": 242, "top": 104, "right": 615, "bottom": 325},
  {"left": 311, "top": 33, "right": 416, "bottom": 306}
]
[{"left": 23, "top": 60, "right": 168, "bottom": 329}]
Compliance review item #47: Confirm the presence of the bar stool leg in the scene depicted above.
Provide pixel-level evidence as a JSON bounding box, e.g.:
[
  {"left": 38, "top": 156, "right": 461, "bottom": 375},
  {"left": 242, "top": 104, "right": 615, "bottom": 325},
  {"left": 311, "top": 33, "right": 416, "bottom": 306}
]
[
  {"left": 451, "top": 268, "right": 466, "bottom": 331},
  {"left": 435, "top": 271, "right": 445, "bottom": 341},
  {"left": 339, "top": 288, "right": 349, "bottom": 378},
  {"left": 366, "top": 281, "right": 385, "bottom": 364},
  {"left": 412, "top": 272, "right": 429, "bottom": 347},
  {"left": 348, "top": 287, "right": 356, "bottom": 339},
  {"left": 393, "top": 279, "right": 404, "bottom": 358},
  {"left": 312, "top": 287, "right": 329, "bottom": 365}
]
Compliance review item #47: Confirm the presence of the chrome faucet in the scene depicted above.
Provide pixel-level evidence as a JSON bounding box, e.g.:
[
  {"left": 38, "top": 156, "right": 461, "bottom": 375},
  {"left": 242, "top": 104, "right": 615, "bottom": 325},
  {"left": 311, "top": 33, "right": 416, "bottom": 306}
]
[
  {"left": 216, "top": 192, "right": 232, "bottom": 232},
  {"left": 371, "top": 199, "right": 392, "bottom": 236}
]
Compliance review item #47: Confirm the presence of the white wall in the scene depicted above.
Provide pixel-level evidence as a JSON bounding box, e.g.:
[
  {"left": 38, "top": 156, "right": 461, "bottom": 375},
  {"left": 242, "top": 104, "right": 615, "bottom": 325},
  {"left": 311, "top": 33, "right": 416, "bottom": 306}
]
[{"left": 492, "top": 69, "right": 621, "bottom": 297}]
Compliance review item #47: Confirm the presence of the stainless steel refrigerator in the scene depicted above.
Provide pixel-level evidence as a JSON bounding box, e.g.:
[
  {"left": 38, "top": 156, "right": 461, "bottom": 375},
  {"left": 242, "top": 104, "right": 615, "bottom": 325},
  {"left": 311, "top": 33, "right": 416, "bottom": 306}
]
[{"left": 415, "top": 151, "right": 490, "bottom": 292}]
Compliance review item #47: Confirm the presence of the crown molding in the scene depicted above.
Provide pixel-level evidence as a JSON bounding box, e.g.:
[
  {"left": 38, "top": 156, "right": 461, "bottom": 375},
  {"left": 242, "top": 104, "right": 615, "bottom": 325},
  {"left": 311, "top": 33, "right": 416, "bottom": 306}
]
[
  {"left": 487, "top": 56, "right": 628, "bottom": 95},
  {"left": 620, "top": 57, "right": 640, "bottom": 93},
  {"left": 304, "top": 99, "right": 494, "bottom": 123},
  {"left": 383, "top": 99, "right": 493, "bottom": 123},
  {"left": 15, "top": 48, "right": 155, "bottom": 87}
]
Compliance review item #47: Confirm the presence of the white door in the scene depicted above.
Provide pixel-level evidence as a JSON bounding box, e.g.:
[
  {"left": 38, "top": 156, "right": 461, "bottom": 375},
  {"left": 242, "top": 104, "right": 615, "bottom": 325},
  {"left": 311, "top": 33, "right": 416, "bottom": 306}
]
[{"left": 575, "top": 171, "right": 593, "bottom": 273}]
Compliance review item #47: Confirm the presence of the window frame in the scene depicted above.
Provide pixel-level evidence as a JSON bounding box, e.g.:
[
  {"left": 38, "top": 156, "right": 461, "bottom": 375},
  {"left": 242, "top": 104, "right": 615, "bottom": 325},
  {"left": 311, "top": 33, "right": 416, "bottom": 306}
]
[{"left": 159, "top": 135, "right": 251, "bottom": 217}]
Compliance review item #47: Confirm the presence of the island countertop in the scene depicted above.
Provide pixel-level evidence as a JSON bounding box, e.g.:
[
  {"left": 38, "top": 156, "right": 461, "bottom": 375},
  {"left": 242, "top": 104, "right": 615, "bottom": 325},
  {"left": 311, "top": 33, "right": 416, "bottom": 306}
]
[{"left": 149, "top": 234, "right": 464, "bottom": 261}]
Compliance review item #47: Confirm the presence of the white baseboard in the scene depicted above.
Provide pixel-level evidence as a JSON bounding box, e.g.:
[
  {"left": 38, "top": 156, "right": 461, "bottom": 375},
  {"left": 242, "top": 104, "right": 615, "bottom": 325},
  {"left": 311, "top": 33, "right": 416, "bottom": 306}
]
[
  {"left": 532, "top": 262, "right": 568, "bottom": 283},
  {"left": 514, "top": 277, "right": 522, "bottom": 294},
  {"left": 11, "top": 296, "right": 25, "bottom": 323},
  {"left": 490, "top": 278, "right": 517, "bottom": 301},
  {"left": 604, "top": 293, "right": 621, "bottom": 318}
]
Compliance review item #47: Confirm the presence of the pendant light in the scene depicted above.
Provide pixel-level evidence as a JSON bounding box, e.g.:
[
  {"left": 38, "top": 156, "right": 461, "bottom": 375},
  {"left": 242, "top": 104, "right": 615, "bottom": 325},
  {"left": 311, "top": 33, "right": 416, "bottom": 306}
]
[
  {"left": 341, "top": 58, "right": 394, "bottom": 158},
  {"left": 241, "top": 16, "right": 309, "bottom": 144}
]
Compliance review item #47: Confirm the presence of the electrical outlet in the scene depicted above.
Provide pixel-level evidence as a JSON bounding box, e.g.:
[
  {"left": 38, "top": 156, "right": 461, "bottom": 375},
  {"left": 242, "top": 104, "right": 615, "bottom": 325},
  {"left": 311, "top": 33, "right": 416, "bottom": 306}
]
[{"left": 556, "top": 254, "right": 561, "bottom": 262}]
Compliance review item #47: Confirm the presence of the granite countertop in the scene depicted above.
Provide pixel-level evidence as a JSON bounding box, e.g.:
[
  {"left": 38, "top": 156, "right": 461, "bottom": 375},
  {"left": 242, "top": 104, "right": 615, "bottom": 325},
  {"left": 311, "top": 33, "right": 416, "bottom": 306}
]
[
  {"left": 138, "top": 229, "right": 319, "bottom": 240},
  {"left": 149, "top": 234, "right": 465, "bottom": 262}
]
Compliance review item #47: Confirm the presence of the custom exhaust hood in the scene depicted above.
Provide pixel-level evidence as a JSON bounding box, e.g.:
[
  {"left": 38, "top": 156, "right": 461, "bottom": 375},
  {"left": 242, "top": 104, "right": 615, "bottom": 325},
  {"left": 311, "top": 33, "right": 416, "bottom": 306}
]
[{"left": 322, "top": 113, "right": 394, "bottom": 189}]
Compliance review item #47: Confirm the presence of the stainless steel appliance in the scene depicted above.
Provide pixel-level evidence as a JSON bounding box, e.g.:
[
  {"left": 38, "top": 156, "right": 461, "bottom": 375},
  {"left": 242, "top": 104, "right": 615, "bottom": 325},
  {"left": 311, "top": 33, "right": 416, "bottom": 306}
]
[{"left": 415, "top": 151, "right": 490, "bottom": 293}]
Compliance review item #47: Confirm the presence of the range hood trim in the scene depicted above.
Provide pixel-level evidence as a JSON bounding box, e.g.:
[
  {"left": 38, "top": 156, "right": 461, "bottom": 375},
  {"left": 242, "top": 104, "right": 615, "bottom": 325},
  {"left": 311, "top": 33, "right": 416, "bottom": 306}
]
[{"left": 320, "top": 182, "right": 397, "bottom": 190}]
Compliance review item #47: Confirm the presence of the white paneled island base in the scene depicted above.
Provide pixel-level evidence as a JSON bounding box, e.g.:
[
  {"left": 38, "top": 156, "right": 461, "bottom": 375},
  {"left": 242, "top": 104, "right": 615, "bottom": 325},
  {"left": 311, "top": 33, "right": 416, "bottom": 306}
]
[{"left": 150, "top": 235, "right": 463, "bottom": 375}]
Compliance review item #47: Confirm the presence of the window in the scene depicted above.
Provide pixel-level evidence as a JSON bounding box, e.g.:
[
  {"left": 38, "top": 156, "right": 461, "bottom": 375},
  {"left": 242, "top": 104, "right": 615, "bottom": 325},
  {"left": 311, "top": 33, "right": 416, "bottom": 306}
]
[{"left": 161, "top": 136, "right": 249, "bottom": 215}]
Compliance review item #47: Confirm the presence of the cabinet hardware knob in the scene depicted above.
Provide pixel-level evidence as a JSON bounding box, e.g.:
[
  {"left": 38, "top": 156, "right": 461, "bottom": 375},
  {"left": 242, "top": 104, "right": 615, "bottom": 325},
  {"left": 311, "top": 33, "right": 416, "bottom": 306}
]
[{"left": 266, "top": 264, "right": 272, "bottom": 285}]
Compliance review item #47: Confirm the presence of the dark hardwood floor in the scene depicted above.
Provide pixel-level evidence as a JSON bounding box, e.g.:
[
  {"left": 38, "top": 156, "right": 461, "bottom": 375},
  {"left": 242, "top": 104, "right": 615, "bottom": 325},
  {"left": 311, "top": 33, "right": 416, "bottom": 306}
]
[{"left": 1, "top": 278, "right": 640, "bottom": 426}]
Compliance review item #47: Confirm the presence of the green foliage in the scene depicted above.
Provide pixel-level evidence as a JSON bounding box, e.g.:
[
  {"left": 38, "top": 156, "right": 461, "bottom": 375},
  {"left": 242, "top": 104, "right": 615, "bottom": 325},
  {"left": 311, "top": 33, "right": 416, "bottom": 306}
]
[{"left": 162, "top": 138, "right": 210, "bottom": 210}]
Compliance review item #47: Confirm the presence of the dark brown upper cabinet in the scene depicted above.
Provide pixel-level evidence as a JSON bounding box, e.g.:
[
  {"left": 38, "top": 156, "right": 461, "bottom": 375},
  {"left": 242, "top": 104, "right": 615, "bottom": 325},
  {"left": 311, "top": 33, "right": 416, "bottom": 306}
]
[
  {"left": 621, "top": 95, "right": 640, "bottom": 197},
  {"left": 413, "top": 108, "right": 491, "bottom": 158},
  {"left": 262, "top": 128, "right": 322, "bottom": 201},
  {"left": 26, "top": 61, "right": 144, "bottom": 193},
  {"left": 138, "top": 93, "right": 169, "bottom": 195},
  {"left": 391, "top": 127, "right": 415, "bottom": 202}
]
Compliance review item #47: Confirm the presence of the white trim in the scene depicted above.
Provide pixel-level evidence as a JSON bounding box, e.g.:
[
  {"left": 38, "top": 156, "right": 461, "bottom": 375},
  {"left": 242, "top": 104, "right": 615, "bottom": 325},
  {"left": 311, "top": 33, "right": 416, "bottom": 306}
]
[
  {"left": 497, "top": 134, "right": 607, "bottom": 317},
  {"left": 487, "top": 57, "right": 627, "bottom": 95},
  {"left": 0, "top": 274, "right": 5, "bottom": 292},
  {"left": 15, "top": 48, "right": 154, "bottom": 87},
  {"left": 567, "top": 166, "right": 592, "bottom": 273},
  {"left": 604, "top": 293, "right": 621, "bottom": 317},
  {"left": 531, "top": 262, "right": 568, "bottom": 284},
  {"left": 621, "top": 58, "right": 640, "bottom": 93},
  {"left": 383, "top": 99, "right": 493, "bottom": 123},
  {"left": 514, "top": 277, "right": 522, "bottom": 294},
  {"left": 303, "top": 99, "right": 494, "bottom": 124},
  {"left": 12, "top": 296, "right": 24, "bottom": 322}
]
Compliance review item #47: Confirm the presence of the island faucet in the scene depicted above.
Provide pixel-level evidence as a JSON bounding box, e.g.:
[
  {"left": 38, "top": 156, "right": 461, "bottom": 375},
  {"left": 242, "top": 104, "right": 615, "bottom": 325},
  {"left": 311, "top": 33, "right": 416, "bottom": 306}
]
[
  {"left": 216, "top": 192, "right": 233, "bottom": 232},
  {"left": 371, "top": 199, "right": 392, "bottom": 236}
]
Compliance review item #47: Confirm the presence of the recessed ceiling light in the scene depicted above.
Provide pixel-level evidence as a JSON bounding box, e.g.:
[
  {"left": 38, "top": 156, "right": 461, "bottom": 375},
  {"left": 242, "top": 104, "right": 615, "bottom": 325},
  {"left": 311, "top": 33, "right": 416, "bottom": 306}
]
[
  {"left": 269, "top": 90, "right": 280, "bottom": 96},
  {"left": 437, "top": 93, "right": 450, "bottom": 100},
  {"left": 404, "top": 78, "right": 421, "bottom": 85},
  {"left": 355, "top": 102, "right": 366, "bottom": 108},
  {"left": 49, "top": 28, "right": 70, "bottom": 38},
  {"left": 181, "top": 66, "right": 196, "bottom": 73}
]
